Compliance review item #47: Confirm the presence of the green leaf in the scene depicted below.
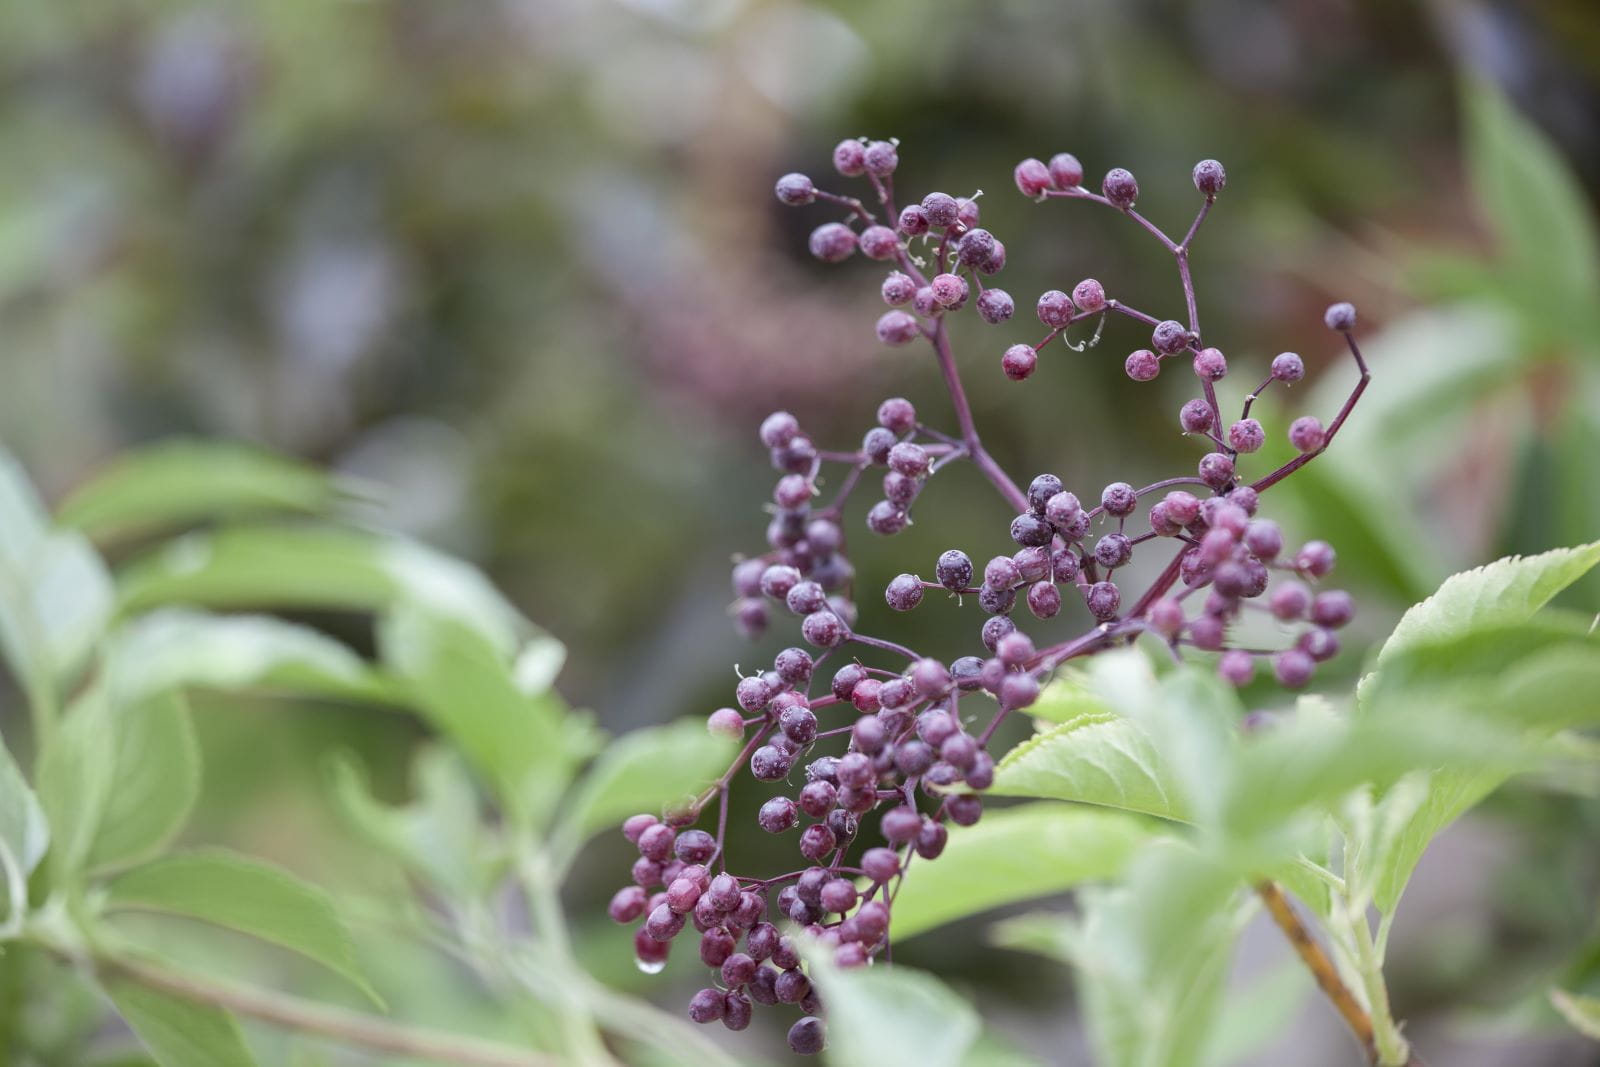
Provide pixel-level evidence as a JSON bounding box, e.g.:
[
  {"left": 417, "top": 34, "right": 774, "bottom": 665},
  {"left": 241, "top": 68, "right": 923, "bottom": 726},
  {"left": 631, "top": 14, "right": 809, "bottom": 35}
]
[
  {"left": 805, "top": 951, "right": 980, "bottom": 1067},
  {"left": 1202, "top": 960, "right": 1313, "bottom": 1067},
  {"left": 1550, "top": 988, "right": 1600, "bottom": 1041},
  {"left": 326, "top": 746, "right": 500, "bottom": 894},
  {"left": 1365, "top": 541, "right": 1600, "bottom": 692},
  {"left": 57, "top": 441, "right": 346, "bottom": 544},
  {"left": 989, "top": 712, "right": 1186, "bottom": 821},
  {"left": 107, "top": 609, "right": 404, "bottom": 707},
  {"left": 1025, "top": 670, "right": 1108, "bottom": 724},
  {"left": 115, "top": 525, "right": 528, "bottom": 658},
  {"left": 378, "top": 604, "right": 572, "bottom": 814},
  {"left": 0, "top": 731, "right": 48, "bottom": 876},
  {"left": 39, "top": 690, "right": 200, "bottom": 879},
  {"left": 1462, "top": 76, "right": 1600, "bottom": 350},
  {"left": 107, "top": 850, "right": 377, "bottom": 1004},
  {"left": 560, "top": 718, "right": 735, "bottom": 844},
  {"left": 0, "top": 450, "right": 114, "bottom": 688},
  {"left": 888, "top": 804, "right": 1152, "bottom": 941},
  {"left": 106, "top": 978, "right": 256, "bottom": 1067}
]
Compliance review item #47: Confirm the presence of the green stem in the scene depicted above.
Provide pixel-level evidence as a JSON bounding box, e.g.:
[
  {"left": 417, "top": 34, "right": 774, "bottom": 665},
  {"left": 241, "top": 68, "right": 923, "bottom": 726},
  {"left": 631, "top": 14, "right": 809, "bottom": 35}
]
[
  {"left": 1350, "top": 913, "right": 1410, "bottom": 1066},
  {"left": 516, "top": 847, "right": 615, "bottom": 1066}
]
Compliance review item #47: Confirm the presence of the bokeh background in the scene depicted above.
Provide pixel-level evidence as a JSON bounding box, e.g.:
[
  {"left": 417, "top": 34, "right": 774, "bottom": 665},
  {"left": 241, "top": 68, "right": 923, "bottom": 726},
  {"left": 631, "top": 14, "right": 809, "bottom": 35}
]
[{"left": 3, "top": 0, "right": 1599, "bottom": 1063}]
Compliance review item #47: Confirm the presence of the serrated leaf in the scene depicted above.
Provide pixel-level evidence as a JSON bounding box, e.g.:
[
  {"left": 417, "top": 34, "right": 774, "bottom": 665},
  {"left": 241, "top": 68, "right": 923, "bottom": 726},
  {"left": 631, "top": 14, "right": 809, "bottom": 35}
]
[
  {"left": 1550, "top": 988, "right": 1600, "bottom": 1041},
  {"left": 57, "top": 440, "right": 345, "bottom": 544},
  {"left": 889, "top": 804, "right": 1152, "bottom": 941},
  {"left": 560, "top": 718, "right": 735, "bottom": 845},
  {"left": 107, "top": 850, "right": 377, "bottom": 1004},
  {"left": 378, "top": 604, "right": 571, "bottom": 814},
  {"left": 107, "top": 609, "right": 403, "bottom": 707},
  {"left": 115, "top": 525, "right": 528, "bottom": 658},
  {"left": 989, "top": 712, "right": 1186, "bottom": 821},
  {"left": 1026, "top": 670, "right": 1107, "bottom": 724},
  {"left": 805, "top": 952, "right": 980, "bottom": 1067},
  {"left": 106, "top": 978, "right": 256, "bottom": 1067}
]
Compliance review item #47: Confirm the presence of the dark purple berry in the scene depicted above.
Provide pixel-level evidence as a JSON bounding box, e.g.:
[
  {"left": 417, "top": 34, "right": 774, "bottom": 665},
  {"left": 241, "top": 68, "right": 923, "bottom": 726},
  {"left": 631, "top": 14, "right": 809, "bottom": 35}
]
[
  {"left": 799, "top": 780, "right": 836, "bottom": 819},
  {"left": 1002, "top": 344, "right": 1037, "bottom": 381},
  {"left": 930, "top": 272, "right": 968, "bottom": 308},
  {"left": 1101, "top": 481, "right": 1137, "bottom": 517},
  {"left": 956, "top": 228, "right": 997, "bottom": 268},
  {"left": 1011, "top": 512, "right": 1054, "bottom": 548},
  {"left": 788, "top": 1017, "right": 826, "bottom": 1055},
  {"left": 1311, "top": 591, "right": 1354, "bottom": 628},
  {"left": 1152, "top": 320, "right": 1189, "bottom": 355},
  {"left": 623, "top": 813, "right": 659, "bottom": 846},
  {"left": 860, "top": 224, "right": 900, "bottom": 261},
  {"left": 1274, "top": 649, "right": 1315, "bottom": 688},
  {"left": 688, "top": 987, "right": 726, "bottom": 1023},
  {"left": 645, "top": 903, "right": 685, "bottom": 941},
  {"left": 897, "top": 204, "right": 930, "bottom": 236},
  {"left": 1102, "top": 168, "right": 1138, "bottom": 208},
  {"left": 1095, "top": 533, "right": 1133, "bottom": 569},
  {"left": 936, "top": 549, "right": 973, "bottom": 590},
  {"left": 851, "top": 678, "right": 883, "bottom": 713},
  {"left": 751, "top": 745, "right": 792, "bottom": 781},
  {"left": 1299, "top": 627, "right": 1341, "bottom": 662},
  {"left": 775, "top": 646, "right": 815, "bottom": 685},
  {"left": 759, "top": 412, "right": 801, "bottom": 450},
  {"left": 799, "top": 823, "right": 837, "bottom": 860},
  {"left": 978, "top": 584, "right": 1016, "bottom": 614},
  {"left": 951, "top": 655, "right": 985, "bottom": 690},
  {"left": 610, "top": 886, "right": 648, "bottom": 923},
  {"left": 1126, "top": 349, "right": 1161, "bottom": 381},
  {"left": 759, "top": 795, "right": 799, "bottom": 833},
  {"left": 862, "top": 847, "right": 900, "bottom": 882},
  {"left": 1000, "top": 672, "right": 1040, "bottom": 709},
  {"left": 1270, "top": 581, "right": 1310, "bottom": 620},
  {"left": 1228, "top": 418, "right": 1265, "bottom": 453},
  {"left": 882, "top": 471, "right": 919, "bottom": 506},
  {"left": 831, "top": 663, "right": 867, "bottom": 701},
  {"left": 885, "top": 573, "right": 924, "bottom": 611},
  {"left": 1037, "top": 289, "right": 1073, "bottom": 327},
  {"left": 674, "top": 830, "right": 715, "bottom": 864},
  {"left": 977, "top": 287, "right": 1015, "bottom": 324},
  {"left": 981, "top": 614, "right": 1016, "bottom": 652},
  {"left": 1192, "top": 159, "right": 1226, "bottom": 196},
  {"left": 1295, "top": 540, "right": 1336, "bottom": 578},
  {"left": 1180, "top": 398, "right": 1215, "bottom": 434},
  {"left": 921, "top": 192, "right": 959, "bottom": 228},
  {"left": 638, "top": 823, "right": 675, "bottom": 862},
  {"left": 1193, "top": 347, "right": 1227, "bottom": 380},
  {"left": 786, "top": 580, "right": 826, "bottom": 616},
  {"left": 760, "top": 564, "right": 801, "bottom": 600},
  {"left": 1087, "top": 580, "right": 1121, "bottom": 621},
  {"left": 1072, "top": 278, "right": 1106, "bottom": 313},
  {"left": 1199, "top": 452, "right": 1236, "bottom": 490},
  {"left": 947, "top": 794, "right": 983, "bottom": 826},
  {"left": 1027, "top": 580, "right": 1061, "bottom": 619},
  {"left": 881, "top": 806, "right": 921, "bottom": 843},
  {"left": 780, "top": 705, "right": 819, "bottom": 744},
  {"left": 863, "top": 140, "right": 898, "bottom": 176},
  {"left": 915, "top": 819, "right": 948, "bottom": 859}
]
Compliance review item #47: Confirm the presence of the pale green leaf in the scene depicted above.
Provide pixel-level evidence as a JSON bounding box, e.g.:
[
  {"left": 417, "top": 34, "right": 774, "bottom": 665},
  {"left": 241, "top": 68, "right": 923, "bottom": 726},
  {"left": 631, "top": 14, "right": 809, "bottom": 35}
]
[
  {"left": 37, "top": 687, "right": 117, "bottom": 881},
  {"left": 107, "top": 609, "right": 403, "bottom": 707},
  {"left": 989, "top": 712, "right": 1186, "bottom": 821},
  {"left": 115, "top": 525, "right": 528, "bottom": 658},
  {"left": 1202, "top": 959, "right": 1313, "bottom": 1067},
  {"left": 889, "top": 804, "right": 1152, "bottom": 941},
  {"left": 378, "top": 604, "right": 570, "bottom": 812},
  {"left": 0, "top": 731, "right": 48, "bottom": 877},
  {"left": 107, "top": 850, "right": 377, "bottom": 1004},
  {"left": 806, "top": 952, "right": 980, "bottom": 1067},
  {"left": 57, "top": 440, "right": 346, "bottom": 543},
  {"left": 1025, "top": 670, "right": 1107, "bottom": 724},
  {"left": 1550, "top": 988, "right": 1600, "bottom": 1041},
  {"left": 1462, "top": 76, "right": 1600, "bottom": 348},
  {"left": 106, "top": 978, "right": 256, "bottom": 1067},
  {"left": 561, "top": 718, "right": 735, "bottom": 844}
]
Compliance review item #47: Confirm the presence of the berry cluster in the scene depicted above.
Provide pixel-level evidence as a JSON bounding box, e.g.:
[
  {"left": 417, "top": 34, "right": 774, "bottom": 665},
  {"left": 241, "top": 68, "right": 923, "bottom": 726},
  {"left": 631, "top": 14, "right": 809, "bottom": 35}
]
[{"left": 614, "top": 137, "right": 1371, "bottom": 1055}]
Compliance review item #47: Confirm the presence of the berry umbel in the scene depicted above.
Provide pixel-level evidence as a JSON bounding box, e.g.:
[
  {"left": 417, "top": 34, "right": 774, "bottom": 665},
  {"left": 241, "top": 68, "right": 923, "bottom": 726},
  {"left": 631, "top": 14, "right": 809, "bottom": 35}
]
[{"left": 614, "top": 138, "right": 1372, "bottom": 1053}]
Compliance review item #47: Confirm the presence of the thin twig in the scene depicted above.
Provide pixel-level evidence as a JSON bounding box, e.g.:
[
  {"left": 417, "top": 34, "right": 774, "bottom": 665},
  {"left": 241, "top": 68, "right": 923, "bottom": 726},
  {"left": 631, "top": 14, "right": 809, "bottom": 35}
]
[{"left": 1255, "top": 881, "right": 1378, "bottom": 1064}]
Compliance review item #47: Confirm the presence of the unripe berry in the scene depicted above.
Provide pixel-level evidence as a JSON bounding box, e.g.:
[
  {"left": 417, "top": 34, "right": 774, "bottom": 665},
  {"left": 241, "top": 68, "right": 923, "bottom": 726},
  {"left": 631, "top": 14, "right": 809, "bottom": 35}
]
[
  {"left": 707, "top": 707, "right": 744, "bottom": 740},
  {"left": 1271, "top": 351, "right": 1305, "bottom": 382},
  {"left": 1102, "top": 167, "right": 1138, "bottom": 208},
  {"left": 1101, "top": 481, "right": 1137, "bottom": 517},
  {"left": 884, "top": 573, "right": 924, "bottom": 611},
  {"left": 921, "top": 192, "right": 959, "bottom": 229},
  {"left": 1193, "top": 347, "right": 1227, "bottom": 380},
  {"left": 1324, "top": 302, "right": 1357, "bottom": 331},
  {"left": 863, "top": 140, "right": 898, "bottom": 176},
  {"left": 1071, "top": 278, "right": 1107, "bottom": 313},
  {"left": 977, "top": 288, "right": 1015, "bottom": 324},
  {"left": 1228, "top": 418, "right": 1265, "bottom": 453},
  {"left": 1126, "top": 349, "right": 1161, "bottom": 381},
  {"left": 1014, "top": 157, "right": 1052, "bottom": 197},
  {"left": 832, "top": 139, "right": 866, "bottom": 176},
  {"left": 931, "top": 272, "right": 968, "bottom": 307},
  {"left": 1152, "top": 320, "right": 1189, "bottom": 355},
  {"left": 1049, "top": 152, "right": 1085, "bottom": 189},
  {"left": 1218, "top": 649, "right": 1254, "bottom": 686},
  {"left": 808, "top": 222, "right": 857, "bottom": 262},
  {"left": 897, "top": 204, "right": 930, "bottom": 236},
  {"left": 1192, "top": 159, "right": 1226, "bottom": 196},
  {"left": 1002, "top": 343, "right": 1037, "bottom": 381},
  {"left": 1037, "top": 289, "right": 1073, "bottom": 327},
  {"left": 1289, "top": 416, "right": 1326, "bottom": 453},
  {"left": 775, "top": 173, "right": 816, "bottom": 206},
  {"left": 1180, "top": 398, "right": 1215, "bottom": 434}
]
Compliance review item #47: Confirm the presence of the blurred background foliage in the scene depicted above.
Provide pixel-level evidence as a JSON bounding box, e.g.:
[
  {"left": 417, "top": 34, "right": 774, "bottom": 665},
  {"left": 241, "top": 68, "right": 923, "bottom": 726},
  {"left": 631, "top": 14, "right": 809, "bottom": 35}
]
[{"left": 1, "top": 0, "right": 1598, "bottom": 1063}]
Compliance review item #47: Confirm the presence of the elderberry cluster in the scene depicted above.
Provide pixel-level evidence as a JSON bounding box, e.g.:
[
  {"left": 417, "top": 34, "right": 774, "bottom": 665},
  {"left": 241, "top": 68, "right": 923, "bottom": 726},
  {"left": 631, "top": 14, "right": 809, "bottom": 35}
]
[{"left": 613, "top": 137, "right": 1371, "bottom": 1055}]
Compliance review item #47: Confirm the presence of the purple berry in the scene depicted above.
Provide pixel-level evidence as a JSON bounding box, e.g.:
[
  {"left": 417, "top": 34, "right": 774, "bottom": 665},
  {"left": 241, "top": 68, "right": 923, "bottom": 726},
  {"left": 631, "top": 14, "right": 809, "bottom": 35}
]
[
  {"left": 1289, "top": 416, "right": 1326, "bottom": 453},
  {"left": 1192, "top": 159, "right": 1226, "bottom": 196},
  {"left": 863, "top": 140, "right": 898, "bottom": 177},
  {"left": 1000, "top": 672, "right": 1040, "bottom": 709},
  {"left": 884, "top": 573, "right": 923, "bottom": 611},
  {"left": 1087, "top": 580, "right": 1121, "bottom": 621},
  {"left": 1037, "top": 289, "right": 1073, "bottom": 327},
  {"left": 1193, "top": 346, "right": 1227, "bottom": 380},
  {"left": 1010, "top": 512, "right": 1054, "bottom": 548},
  {"left": 759, "top": 411, "right": 800, "bottom": 449},
  {"left": 936, "top": 549, "right": 973, "bottom": 590},
  {"left": 1228, "top": 418, "right": 1265, "bottom": 453},
  {"left": 1148, "top": 597, "right": 1185, "bottom": 637},
  {"left": 956, "top": 228, "right": 997, "bottom": 268},
  {"left": 1126, "top": 349, "right": 1161, "bottom": 381},
  {"left": 833, "top": 139, "right": 866, "bottom": 176},
  {"left": 1199, "top": 452, "right": 1236, "bottom": 490},
  {"left": 808, "top": 222, "right": 857, "bottom": 263},
  {"left": 1027, "top": 580, "right": 1062, "bottom": 619},
  {"left": 876, "top": 309, "right": 920, "bottom": 346},
  {"left": 1270, "top": 581, "right": 1310, "bottom": 620},
  {"left": 801, "top": 610, "right": 846, "bottom": 648},
  {"left": 931, "top": 272, "right": 968, "bottom": 307},
  {"left": 707, "top": 707, "right": 745, "bottom": 740},
  {"left": 1002, "top": 344, "right": 1038, "bottom": 381},
  {"left": 688, "top": 987, "right": 726, "bottom": 1023},
  {"left": 977, "top": 288, "right": 1015, "bottom": 324},
  {"left": 921, "top": 192, "right": 959, "bottom": 229},
  {"left": 775, "top": 173, "right": 816, "bottom": 206},
  {"left": 1271, "top": 351, "right": 1305, "bottom": 382},
  {"left": 898, "top": 204, "right": 930, "bottom": 236},
  {"left": 1014, "top": 157, "right": 1052, "bottom": 197},
  {"left": 1274, "top": 649, "right": 1315, "bottom": 688},
  {"left": 1295, "top": 540, "right": 1336, "bottom": 578},
  {"left": 866, "top": 501, "right": 908, "bottom": 536},
  {"left": 788, "top": 1017, "right": 826, "bottom": 1055},
  {"left": 1049, "top": 152, "right": 1084, "bottom": 189},
  {"left": 1311, "top": 590, "right": 1355, "bottom": 628},
  {"left": 1180, "top": 398, "right": 1215, "bottom": 434},
  {"left": 1071, "top": 278, "right": 1106, "bottom": 313},
  {"left": 1102, "top": 167, "right": 1138, "bottom": 208},
  {"left": 1152, "top": 320, "right": 1189, "bottom": 355},
  {"left": 1101, "top": 481, "right": 1137, "bottom": 517},
  {"left": 1244, "top": 519, "right": 1283, "bottom": 560},
  {"left": 1218, "top": 649, "right": 1255, "bottom": 686},
  {"left": 1095, "top": 532, "right": 1133, "bottom": 569},
  {"left": 860, "top": 225, "right": 900, "bottom": 261},
  {"left": 1324, "top": 302, "right": 1357, "bottom": 331}
]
